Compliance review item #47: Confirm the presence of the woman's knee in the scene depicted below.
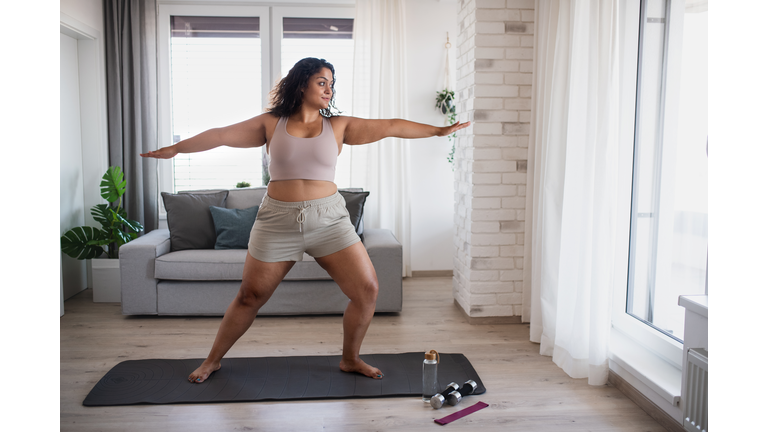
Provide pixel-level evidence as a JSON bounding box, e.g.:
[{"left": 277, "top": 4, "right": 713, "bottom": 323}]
[
  {"left": 354, "top": 277, "right": 379, "bottom": 305},
  {"left": 234, "top": 282, "right": 272, "bottom": 310}
]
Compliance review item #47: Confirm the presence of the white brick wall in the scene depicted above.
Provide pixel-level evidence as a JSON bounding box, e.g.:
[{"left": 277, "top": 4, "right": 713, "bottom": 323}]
[{"left": 453, "top": 0, "right": 533, "bottom": 318}]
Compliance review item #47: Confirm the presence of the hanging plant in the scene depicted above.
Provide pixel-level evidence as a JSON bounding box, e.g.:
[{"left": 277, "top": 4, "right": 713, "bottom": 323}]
[
  {"left": 436, "top": 89, "right": 457, "bottom": 167},
  {"left": 436, "top": 89, "right": 456, "bottom": 118}
]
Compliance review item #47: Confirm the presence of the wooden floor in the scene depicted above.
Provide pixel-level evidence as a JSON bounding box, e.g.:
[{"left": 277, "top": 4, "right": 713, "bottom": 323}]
[{"left": 61, "top": 277, "right": 666, "bottom": 432}]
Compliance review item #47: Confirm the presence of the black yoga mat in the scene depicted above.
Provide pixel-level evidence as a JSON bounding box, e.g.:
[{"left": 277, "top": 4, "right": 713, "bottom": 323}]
[{"left": 83, "top": 352, "right": 485, "bottom": 406}]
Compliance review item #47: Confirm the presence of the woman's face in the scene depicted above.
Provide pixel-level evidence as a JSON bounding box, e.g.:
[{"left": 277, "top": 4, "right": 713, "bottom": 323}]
[{"left": 302, "top": 67, "right": 334, "bottom": 109}]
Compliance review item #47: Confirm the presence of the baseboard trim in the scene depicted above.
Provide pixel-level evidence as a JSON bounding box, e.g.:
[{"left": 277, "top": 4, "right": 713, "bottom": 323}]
[
  {"left": 453, "top": 300, "right": 523, "bottom": 325},
  {"left": 608, "top": 370, "right": 685, "bottom": 432},
  {"left": 411, "top": 270, "right": 453, "bottom": 278}
]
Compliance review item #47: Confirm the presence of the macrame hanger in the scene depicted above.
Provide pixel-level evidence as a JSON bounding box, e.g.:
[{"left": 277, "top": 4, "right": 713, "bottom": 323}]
[{"left": 444, "top": 32, "right": 452, "bottom": 91}]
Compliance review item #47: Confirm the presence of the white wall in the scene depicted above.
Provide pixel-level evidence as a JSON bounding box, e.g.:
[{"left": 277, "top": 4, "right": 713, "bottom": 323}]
[
  {"left": 60, "top": 0, "right": 109, "bottom": 310},
  {"left": 61, "top": 0, "right": 108, "bottom": 209},
  {"left": 60, "top": 33, "right": 88, "bottom": 302},
  {"left": 60, "top": 0, "right": 104, "bottom": 32},
  {"left": 404, "top": 0, "right": 458, "bottom": 271}
]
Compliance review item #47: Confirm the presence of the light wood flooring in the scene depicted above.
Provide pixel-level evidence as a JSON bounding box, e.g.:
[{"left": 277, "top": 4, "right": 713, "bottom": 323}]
[{"left": 61, "top": 277, "right": 666, "bottom": 431}]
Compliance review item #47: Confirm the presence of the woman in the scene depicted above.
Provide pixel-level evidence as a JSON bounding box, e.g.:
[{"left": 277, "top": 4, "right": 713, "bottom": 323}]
[{"left": 142, "top": 58, "right": 470, "bottom": 383}]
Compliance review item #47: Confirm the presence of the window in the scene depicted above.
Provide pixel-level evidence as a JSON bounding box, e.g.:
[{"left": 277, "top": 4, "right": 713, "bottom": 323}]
[
  {"left": 169, "top": 16, "right": 264, "bottom": 191},
  {"left": 157, "top": 4, "right": 354, "bottom": 201},
  {"left": 624, "top": 0, "right": 708, "bottom": 344}
]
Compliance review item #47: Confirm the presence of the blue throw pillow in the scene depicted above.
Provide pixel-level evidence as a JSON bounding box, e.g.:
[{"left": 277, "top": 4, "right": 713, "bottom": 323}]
[{"left": 209, "top": 205, "right": 259, "bottom": 250}]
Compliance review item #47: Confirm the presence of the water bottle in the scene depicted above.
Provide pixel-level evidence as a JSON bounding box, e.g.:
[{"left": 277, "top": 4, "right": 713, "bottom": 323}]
[{"left": 422, "top": 350, "right": 440, "bottom": 402}]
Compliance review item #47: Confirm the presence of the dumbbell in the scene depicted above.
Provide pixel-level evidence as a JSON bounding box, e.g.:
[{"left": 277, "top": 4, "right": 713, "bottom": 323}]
[
  {"left": 446, "top": 380, "right": 478, "bottom": 407},
  {"left": 430, "top": 382, "right": 460, "bottom": 410}
]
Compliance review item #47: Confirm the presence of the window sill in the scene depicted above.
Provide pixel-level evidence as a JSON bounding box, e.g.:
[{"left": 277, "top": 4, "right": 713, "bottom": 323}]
[{"left": 609, "top": 327, "right": 681, "bottom": 406}]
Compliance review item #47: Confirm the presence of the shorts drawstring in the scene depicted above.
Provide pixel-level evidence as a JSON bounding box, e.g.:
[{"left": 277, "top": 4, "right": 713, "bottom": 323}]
[
  {"left": 297, "top": 206, "right": 308, "bottom": 232},
  {"left": 261, "top": 193, "right": 343, "bottom": 234}
]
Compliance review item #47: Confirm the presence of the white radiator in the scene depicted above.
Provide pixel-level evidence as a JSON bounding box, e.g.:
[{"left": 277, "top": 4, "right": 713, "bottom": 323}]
[{"left": 683, "top": 348, "right": 708, "bottom": 432}]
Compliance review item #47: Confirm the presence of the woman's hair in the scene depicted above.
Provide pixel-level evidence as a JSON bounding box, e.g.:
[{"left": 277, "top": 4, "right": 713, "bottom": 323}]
[{"left": 267, "top": 57, "right": 341, "bottom": 118}]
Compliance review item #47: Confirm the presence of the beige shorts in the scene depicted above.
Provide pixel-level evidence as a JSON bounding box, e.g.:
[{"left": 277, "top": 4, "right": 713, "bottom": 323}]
[{"left": 247, "top": 191, "right": 361, "bottom": 262}]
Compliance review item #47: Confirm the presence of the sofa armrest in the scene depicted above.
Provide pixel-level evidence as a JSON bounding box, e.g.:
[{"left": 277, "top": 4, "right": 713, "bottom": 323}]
[
  {"left": 120, "top": 229, "right": 171, "bottom": 315},
  {"left": 362, "top": 228, "right": 403, "bottom": 312}
]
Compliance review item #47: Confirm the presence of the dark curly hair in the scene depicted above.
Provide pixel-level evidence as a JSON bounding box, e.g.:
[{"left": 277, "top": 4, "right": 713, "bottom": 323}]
[{"left": 266, "top": 58, "right": 341, "bottom": 118}]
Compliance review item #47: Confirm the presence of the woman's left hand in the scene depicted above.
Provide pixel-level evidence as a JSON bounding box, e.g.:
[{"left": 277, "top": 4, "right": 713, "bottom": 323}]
[{"left": 436, "top": 121, "right": 471, "bottom": 137}]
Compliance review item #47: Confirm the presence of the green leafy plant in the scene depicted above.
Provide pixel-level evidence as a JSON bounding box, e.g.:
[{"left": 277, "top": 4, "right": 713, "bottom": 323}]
[
  {"left": 236, "top": 181, "right": 251, "bottom": 188},
  {"left": 61, "top": 166, "right": 144, "bottom": 259},
  {"left": 436, "top": 89, "right": 457, "bottom": 168},
  {"left": 435, "top": 89, "right": 456, "bottom": 119}
]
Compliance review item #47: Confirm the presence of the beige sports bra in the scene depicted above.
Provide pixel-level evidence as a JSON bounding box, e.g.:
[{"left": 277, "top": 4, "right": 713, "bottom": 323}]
[{"left": 267, "top": 116, "right": 338, "bottom": 182}]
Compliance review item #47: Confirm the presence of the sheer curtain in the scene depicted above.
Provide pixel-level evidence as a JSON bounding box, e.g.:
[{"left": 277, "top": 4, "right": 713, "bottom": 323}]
[
  {"left": 524, "top": 0, "right": 620, "bottom": 385},
  {"left": 350, "top": 0, "right": 411, "bottom": 276}
]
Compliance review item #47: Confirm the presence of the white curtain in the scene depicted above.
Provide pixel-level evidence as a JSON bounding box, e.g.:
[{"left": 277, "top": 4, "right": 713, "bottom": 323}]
[
  {"left": 525, "top": 0, "right": 620, "bottom": 385},
  {"left": 350, "top": 0, "right": 412, "bottom": 277}
]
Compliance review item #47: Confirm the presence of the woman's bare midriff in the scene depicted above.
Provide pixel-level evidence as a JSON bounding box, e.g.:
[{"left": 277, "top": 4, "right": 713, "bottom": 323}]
[{"left": 266, "top": 179, "right": 338, "bottom": 202}]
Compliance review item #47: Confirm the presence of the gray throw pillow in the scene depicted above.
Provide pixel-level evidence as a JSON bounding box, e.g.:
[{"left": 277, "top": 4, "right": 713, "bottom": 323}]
[
  {"left": 209, "top": 205, "right": 259, "bottom": 250},
  {"left": 161, "top": 191, "right": 228, "bottom": 251},
  {"left": 339, "top": 190, "right": 369, "bottom": 237}
]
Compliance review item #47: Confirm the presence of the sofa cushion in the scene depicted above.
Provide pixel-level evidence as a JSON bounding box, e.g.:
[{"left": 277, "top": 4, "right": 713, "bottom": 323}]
[
  {"left": 155, "top": 250, "right": 333, "bottom": 281},
  {"left": 179, "top": 187, "right": 267, "bottom": 210},
  {"left": 161, "top": 191, "right": 228, "bottom": 251},
  {"left": 224, "top": 187, "right": 267, "bottom": 209},
  {"left": 209, "top": 205, "right": 259, "bottom": 250},
  {"left": 338, "top": 190, "right": 369, "bottom": 237}
]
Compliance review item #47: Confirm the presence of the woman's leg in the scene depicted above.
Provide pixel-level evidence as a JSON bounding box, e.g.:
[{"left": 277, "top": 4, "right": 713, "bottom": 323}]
[
  {"left": 314, "top": 241, "right": 383, "bottom": 379},
  {"left": 188, "top": 253, "right": 295, "bottom": 383}
]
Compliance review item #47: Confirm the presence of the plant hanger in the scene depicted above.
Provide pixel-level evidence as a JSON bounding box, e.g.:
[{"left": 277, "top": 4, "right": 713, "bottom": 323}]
[{"left": 435, "top": 32, "right": 457, "bottom": 167}]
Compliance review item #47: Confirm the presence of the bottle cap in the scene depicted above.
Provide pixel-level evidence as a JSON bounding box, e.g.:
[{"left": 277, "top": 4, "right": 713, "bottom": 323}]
[{"left": 424, "top": 349, "right": 440, "bottom": 362}]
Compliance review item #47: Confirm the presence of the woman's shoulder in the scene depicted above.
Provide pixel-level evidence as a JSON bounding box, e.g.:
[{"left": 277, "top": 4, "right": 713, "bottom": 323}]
[
  {"left": 253, "top": 112, "right": 281, "bottom": 125},
  {"left": 329, "top": 115, "right": 354, "bottom": 126},
  {"left": 246, "top": 112, "right": 280, "bottom": 137},
  {"left": 260, "top": 112, "right": 282, "bottom": 120},
  {"left": 329, "top": 115, "right": 353, "bottom": 133}
]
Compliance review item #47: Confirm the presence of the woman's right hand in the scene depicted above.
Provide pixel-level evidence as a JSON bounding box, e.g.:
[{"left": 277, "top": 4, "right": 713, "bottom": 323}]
[{"left": 140, "top": 145, "right": 178, "bottom": 159}]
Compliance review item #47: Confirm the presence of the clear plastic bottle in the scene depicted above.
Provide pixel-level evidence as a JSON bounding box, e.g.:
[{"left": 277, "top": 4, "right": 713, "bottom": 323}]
[{"left": 422, "top": 350, "right": 440, "bottom": 402}]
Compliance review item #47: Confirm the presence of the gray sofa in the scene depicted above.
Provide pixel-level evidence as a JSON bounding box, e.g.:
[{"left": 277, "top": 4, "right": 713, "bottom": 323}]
[{"left": 119, "top": 187, "right": 402, "bottom": 316}]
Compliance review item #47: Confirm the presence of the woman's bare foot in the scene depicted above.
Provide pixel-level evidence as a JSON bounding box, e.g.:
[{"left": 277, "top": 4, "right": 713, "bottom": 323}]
[
  {"left": 188, "top": 360, "right": 221, "bottom": 383},
  {"left": 340, "top": 358, "right": 384, "bottom": 379}
]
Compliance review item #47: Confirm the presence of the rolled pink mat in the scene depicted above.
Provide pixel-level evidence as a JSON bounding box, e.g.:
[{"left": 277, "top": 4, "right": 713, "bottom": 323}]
[{"left": 434, "top": 401, "right": 489, "bottom": 425}]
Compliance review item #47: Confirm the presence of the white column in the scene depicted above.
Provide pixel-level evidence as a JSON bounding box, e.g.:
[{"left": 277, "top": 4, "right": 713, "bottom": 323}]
[{"left": 453, "top": 0, "right": 534, "bottom": 318}]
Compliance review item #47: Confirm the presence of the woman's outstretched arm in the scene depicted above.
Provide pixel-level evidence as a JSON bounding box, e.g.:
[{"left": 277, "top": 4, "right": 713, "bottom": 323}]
[
  {"left": 339, "top": 117, "right": 470, "bottom": 146},
  {"left": 140, "top": 114, "right": 272, "bottom": 159}
]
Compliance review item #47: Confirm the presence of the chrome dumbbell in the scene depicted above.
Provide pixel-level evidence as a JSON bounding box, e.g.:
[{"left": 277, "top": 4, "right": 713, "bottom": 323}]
[
  {"left": 430, "top": 382, "right": 460, "bottom": 409},
  {"left": 446, "top": 380, "right": 478, "bottom": 407}
]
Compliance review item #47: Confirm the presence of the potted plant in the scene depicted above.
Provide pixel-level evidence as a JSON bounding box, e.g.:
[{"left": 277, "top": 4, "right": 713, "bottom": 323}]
[
  {"left": 61, "top": 166, "right": 143, "bottom": 302},
  {"left": 435, "top": 89, "right": 458, "bottom": 168},
  {"left": 435, "top": 89, "right": 455, "bottom": 117}
]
